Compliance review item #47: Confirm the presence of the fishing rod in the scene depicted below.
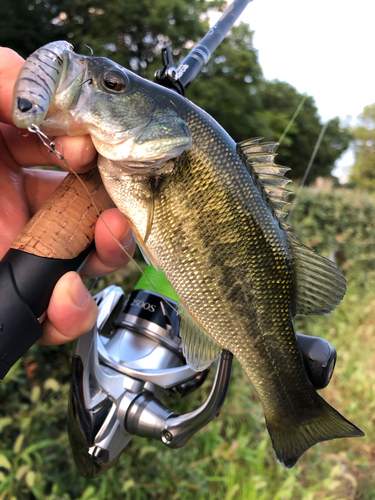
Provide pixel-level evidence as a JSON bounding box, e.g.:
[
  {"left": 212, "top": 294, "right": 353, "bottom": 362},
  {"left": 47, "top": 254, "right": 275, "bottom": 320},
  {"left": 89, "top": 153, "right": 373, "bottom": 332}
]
[{"left": 155, "top": 0, "right": 253, "bottom": 95}]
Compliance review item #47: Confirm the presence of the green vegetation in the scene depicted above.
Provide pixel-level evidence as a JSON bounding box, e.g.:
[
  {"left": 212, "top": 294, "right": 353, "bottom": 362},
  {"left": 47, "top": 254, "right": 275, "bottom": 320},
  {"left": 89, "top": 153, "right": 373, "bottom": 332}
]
[
  {"left": 349, "top": 103, "right": 375, "bottom": 192},
  {"left": 1, "top": 185, "right": 375, "bottom": 499},
  {"left": 0, "top": 0, "right": 351, "bottom": 183},
  {"left": 289, "top": 182, "right": 375, "bottom": 284}
]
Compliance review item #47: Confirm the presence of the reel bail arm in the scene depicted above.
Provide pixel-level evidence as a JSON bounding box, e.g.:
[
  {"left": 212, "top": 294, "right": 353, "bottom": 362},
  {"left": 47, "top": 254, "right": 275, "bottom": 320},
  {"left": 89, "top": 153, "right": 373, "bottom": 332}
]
[{"left": 125, "top": 350, "right": 233, "bottom": 448}]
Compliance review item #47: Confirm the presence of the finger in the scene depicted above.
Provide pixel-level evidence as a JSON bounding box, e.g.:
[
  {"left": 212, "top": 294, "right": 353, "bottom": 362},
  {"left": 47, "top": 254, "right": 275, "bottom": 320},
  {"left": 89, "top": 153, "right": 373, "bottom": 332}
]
[
  {"left": 0, "top": 132, "right": 29, "bottom": 258},
  {"left": 81, "top": 208, "right": 135, "bottom": 279},
  {"left": 1, "top": 123, "right": 97, "bottom": 172},
  {"left": 0, "top": 47, "right": 97, "bottom": 172},
  {"left": 23, "top": 168, "right": 67, "bottom": 215},
  {"left": 0, "top": 48, "right": 24, "bottom": 125},
  {"left": 0, "top": 170, "right": 29, "bottom": 258},
  {"left": 39, "top": 272, "right": 98, "bottom": 345}
]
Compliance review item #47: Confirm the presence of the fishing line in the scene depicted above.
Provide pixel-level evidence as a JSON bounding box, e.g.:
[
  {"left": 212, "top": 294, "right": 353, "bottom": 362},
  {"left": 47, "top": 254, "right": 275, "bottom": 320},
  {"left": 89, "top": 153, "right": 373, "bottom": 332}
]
[
  {"left": 64, "top": 163, "right": 169, "bottom": 296},
  {"left": 276, "top": 95, "right": 308, "bottom": 150},
  {"left": 287, "top": 120, "right": 329, "bottom": 220},
  {"left": 65, "top": 160, "right": 186, "bottom": 319}
]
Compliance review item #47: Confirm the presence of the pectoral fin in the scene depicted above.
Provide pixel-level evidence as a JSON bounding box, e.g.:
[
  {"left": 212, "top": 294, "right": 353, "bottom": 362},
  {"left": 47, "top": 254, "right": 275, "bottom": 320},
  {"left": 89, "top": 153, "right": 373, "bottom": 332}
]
[{"left": 130, "top": 224, "right": 159, "bottom": 270}]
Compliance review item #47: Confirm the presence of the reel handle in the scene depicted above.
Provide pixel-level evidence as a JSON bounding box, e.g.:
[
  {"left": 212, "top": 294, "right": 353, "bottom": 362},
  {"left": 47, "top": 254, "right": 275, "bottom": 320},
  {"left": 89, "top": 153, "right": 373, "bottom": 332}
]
[{"left": 0, "top": 169, "right": 113, "bottom": 379}]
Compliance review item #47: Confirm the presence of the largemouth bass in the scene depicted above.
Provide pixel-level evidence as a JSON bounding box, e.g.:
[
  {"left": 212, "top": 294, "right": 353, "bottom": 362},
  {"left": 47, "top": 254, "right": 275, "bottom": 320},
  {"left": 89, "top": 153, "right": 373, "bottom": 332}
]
[{"left": 12, "top": 41, "right": 363, "bottom": 468}]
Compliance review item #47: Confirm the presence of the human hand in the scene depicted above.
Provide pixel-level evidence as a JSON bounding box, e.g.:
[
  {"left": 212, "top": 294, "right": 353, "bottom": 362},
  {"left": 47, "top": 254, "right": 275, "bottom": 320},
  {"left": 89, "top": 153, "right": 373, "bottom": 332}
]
[{"left": 0, "top": 47, "right": 135, "bottom": 346}]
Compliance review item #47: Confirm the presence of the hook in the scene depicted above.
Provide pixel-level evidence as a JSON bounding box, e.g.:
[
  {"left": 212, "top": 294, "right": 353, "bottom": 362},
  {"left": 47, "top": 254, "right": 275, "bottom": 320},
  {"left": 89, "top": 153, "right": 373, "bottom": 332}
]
[
  {"left": 85, "top": 44, "right": 94, "bottom": 56},
  {"left": 79, "top": 77, "right": 93, "bottom": 87}
]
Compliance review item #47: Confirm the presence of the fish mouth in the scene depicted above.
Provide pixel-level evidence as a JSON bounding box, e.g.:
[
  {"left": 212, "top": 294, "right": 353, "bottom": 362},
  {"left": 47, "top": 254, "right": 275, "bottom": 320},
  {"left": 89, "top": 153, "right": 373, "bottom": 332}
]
[
  {"left": 96, "top": 140, "right": 189, "bottom": 174},
  {"left": 91, "top": 115, "right": 191, "bottom": 173}
]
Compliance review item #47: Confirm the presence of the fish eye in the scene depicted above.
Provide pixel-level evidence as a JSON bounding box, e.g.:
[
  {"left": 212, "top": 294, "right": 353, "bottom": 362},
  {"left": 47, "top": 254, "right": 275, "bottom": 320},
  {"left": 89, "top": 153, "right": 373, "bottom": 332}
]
[{"left": 102, "top": 70, "right": 127, "bottom": 92}]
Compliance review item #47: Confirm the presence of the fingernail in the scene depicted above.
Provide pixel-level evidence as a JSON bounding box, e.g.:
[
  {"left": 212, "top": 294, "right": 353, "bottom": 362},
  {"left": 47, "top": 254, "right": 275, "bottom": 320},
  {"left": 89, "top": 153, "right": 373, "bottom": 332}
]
[
  {"left": 69, "top": 275, "right": 90, "bottom": 309},
  {"left": 120, "top": 226, "right": 134, "bottom": 249}
]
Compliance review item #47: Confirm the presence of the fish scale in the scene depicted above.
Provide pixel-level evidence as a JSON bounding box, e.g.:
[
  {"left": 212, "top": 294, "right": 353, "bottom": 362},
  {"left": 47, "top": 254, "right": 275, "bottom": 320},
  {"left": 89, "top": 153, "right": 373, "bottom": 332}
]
[{"left": 11, "top": 43, "right": 363, "bottom": 468}]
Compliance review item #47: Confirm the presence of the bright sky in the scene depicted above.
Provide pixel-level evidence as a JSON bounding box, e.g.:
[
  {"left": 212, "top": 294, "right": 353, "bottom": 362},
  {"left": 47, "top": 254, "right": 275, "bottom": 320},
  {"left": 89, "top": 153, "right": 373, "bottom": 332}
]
[
  {"left": 245, "top": 0, "right": 375, "bottom": 123},
  {"left": 227, "top": 0, "right": 375, "bottom": 179}
]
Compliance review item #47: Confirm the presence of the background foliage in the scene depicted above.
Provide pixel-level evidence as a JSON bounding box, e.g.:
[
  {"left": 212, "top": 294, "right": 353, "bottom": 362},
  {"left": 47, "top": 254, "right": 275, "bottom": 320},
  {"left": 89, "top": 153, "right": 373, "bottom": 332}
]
[
  {"left": 349, "top": 103, "right": 375, "bottom": 191},
  {"left": 1, "top": 0, "right": 375, "bottom": 498}
]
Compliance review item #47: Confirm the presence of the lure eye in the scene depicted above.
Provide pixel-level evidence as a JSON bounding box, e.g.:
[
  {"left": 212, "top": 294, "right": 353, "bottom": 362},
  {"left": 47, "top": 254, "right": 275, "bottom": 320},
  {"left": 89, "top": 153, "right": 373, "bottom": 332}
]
[
  {"left": 18, "top": 98, "right": 33, "bottom": 112},
  {"left": 102, "top": 70, "right": 127, "bottom": 92}
]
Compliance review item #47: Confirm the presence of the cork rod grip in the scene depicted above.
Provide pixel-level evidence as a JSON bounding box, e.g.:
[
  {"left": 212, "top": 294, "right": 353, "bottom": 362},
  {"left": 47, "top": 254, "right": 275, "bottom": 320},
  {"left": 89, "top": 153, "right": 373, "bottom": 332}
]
[{"left": 11, "top": 168, "right": 114, "bottom": 259}]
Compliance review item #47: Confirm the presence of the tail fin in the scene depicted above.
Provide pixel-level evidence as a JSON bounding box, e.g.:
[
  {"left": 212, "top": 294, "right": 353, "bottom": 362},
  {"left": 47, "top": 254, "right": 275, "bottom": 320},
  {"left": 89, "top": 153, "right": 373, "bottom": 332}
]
[{"left": 265, "top": 394, "right": 364, "bottom": 469}]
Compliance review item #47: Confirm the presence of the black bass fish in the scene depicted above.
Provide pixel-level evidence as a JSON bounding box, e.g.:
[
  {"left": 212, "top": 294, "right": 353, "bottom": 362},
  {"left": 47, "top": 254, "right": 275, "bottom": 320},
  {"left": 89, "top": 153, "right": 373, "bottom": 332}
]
[{"left": 12, "top": 41, "right": 364, "bottom": 468}]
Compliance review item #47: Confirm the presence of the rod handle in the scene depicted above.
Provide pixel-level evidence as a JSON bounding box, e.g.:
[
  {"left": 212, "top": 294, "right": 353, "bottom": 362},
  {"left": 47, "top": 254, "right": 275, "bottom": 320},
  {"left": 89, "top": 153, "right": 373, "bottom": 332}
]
[{"left": 11, "top": 168, "right": 114, "bottom": 259}]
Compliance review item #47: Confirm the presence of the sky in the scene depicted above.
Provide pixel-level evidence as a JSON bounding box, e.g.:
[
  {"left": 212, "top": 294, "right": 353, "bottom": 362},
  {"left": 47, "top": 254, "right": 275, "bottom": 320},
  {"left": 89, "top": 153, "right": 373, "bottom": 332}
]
[
  {"left": 245, "top": 0, "right": 374, "bottom": 122},
  {"left": 214, "top": 0, "right": 375, "bottom": 179}
]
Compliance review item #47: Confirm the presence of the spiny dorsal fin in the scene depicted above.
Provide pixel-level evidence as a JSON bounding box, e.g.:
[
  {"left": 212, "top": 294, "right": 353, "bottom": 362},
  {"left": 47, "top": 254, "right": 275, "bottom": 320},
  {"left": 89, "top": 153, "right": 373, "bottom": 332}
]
[
  {"left": 178, "top": 303, "right": 222, "bottom": 371},
  {"left": 236, "top": 138, "right": 292, "bottom": 225}
]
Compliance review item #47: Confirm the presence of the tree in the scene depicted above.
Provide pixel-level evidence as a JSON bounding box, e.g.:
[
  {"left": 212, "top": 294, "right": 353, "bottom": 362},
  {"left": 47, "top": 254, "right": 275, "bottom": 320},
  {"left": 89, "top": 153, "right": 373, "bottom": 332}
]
[
  {"left": 1, "top": 0, "right": 350, "bottom": 184},
  {"left": 349, "top": 103, "right": 375, "bottom": 191},
  {"left": 0, "top": 0, "right": 66, "bottom": 58},
  {"left": 0, "top": 0, "right": 224, "bottom": 76}
]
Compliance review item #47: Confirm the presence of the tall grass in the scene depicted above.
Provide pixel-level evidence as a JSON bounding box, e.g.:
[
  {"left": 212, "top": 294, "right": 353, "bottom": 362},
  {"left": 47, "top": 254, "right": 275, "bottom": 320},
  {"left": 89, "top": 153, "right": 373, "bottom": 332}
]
[{"left": 1, "top": 185, "right": 375, "bottom": 499}]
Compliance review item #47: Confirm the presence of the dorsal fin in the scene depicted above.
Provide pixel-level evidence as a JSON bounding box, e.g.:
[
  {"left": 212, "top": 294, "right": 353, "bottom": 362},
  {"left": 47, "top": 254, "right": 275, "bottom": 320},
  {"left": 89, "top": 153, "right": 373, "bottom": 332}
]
[{"left": 236, "top": 138, "right": 292, "bottom": 225}]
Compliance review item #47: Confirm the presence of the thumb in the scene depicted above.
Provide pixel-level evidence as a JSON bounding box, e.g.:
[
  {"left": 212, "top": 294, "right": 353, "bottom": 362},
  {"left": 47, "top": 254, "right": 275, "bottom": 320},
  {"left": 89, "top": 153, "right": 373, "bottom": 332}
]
[{"left": 39, "top": 271, "right": 98, "bottom": 345}]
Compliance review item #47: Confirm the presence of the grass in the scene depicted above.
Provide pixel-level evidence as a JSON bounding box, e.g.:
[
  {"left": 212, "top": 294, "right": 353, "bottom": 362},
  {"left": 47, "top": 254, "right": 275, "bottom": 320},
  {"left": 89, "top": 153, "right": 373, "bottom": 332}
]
[{"left": 1, "top": 186, "right": 375, "bottom": 499}]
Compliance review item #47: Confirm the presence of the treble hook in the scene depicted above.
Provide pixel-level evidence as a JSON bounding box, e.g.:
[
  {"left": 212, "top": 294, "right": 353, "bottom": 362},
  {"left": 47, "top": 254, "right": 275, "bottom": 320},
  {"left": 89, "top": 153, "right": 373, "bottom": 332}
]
[
  {"left": 85, "top": 44, "right": 94, "bottom": 56},
  {"left": 79, "top": 77, "right": 93, "bottom": 87}
]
